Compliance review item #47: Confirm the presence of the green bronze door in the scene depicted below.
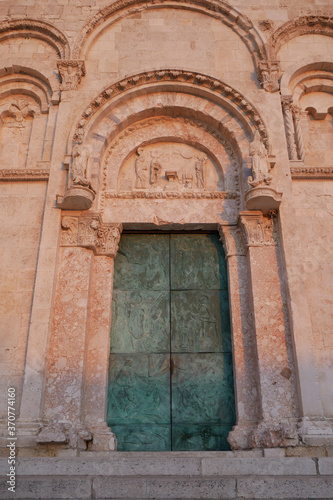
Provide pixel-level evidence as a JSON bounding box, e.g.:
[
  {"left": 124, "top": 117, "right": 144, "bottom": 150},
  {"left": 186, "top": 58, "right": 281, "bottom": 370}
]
[{"left": 107, "top": 233, "right": 235, "bottom": 451}]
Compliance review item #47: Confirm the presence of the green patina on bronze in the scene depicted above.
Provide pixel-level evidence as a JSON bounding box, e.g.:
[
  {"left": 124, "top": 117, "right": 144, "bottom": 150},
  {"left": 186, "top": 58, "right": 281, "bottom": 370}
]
[{"left": 107, "top": 233, "right": 235, "bottom": 451}]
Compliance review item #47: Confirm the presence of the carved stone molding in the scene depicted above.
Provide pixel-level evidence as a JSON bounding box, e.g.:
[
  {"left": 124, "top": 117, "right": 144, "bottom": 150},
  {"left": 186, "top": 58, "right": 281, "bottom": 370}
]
[
  {"left": 0, "top": 168, "right": 49, "bottom": 181},
  {"left": 218, "top": 225, "right": 246, "bottom": 258},
  {"left": 238, "top": 211, "right": 279, "bottom": 247},
  {"left": 61, "top": 214, "right": 122, "bottom": 258},
  {"left": 57, "top": 60, "right": 86, "bottom": 91},
  {"left": 291, "top": 166, "right": 333, "bottom": 179},
  {"left": 73, "top": 70, "right": 269, "bottom": 147},
  {"left": 258, "top": 60, "right": 280, "bottom": 93}
]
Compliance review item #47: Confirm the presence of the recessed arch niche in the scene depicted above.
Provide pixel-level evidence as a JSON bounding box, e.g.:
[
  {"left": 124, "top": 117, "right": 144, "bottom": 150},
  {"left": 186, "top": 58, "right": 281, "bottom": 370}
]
[{"left": 66, "top": 70, "right": 270, "bottom": 223}]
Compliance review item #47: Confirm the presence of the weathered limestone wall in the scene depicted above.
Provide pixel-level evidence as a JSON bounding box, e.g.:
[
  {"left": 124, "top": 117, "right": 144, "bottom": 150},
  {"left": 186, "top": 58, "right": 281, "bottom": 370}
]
[
  {"left": 293, "top": 181, "right": 333, "bottom": 417},
  {"left": 0, "top": 182, "right": 46, "bottom": 417}
]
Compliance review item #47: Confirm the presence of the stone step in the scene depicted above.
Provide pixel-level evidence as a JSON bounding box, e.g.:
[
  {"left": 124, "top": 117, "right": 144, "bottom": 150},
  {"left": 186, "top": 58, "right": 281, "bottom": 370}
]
[{"left": 0, "top": 454, "right": 332, "bottom": 499}]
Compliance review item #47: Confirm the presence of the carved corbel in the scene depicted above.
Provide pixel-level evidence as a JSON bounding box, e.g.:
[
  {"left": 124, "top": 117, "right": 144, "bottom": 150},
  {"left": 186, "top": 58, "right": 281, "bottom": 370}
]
[
  {"left": 218, "top": 225, "right": 246, "bottom": 258},
  {"left": 61, "top": 214, "right": 122, "bottom": 258},
  {"left": 258, "top": 60, "right": 280, "bottom": 93},
  {"left": 57, "top": 60, "right": 86, "bottom": 91},
  {"left": 238, "top": 211, "right": 279, "bottom": 248}
]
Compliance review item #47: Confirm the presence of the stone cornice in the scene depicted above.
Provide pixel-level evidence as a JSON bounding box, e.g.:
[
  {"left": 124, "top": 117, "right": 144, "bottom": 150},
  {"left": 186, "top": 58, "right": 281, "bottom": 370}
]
[
  {"left": 61, "top": 214, "right": 122, "bottom": 258},
  {"left": 291, "top": 166, "right": 333, "bottom": 180}
]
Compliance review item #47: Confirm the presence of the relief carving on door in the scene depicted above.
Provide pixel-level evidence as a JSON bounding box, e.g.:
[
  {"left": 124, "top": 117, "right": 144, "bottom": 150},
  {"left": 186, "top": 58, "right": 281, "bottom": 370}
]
[{"left": 107, "top": 233, "right": 235, "bottom": 452}]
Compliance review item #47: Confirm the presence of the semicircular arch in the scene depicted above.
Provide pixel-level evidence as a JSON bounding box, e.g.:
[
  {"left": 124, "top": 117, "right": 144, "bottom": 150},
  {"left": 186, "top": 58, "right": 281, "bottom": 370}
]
[
  {"left": 72, "top": 0, "right": 266, "bottom": 64},
  {"left": 0, "top": 18, "right": 70, "bottom": 59},
  {"left": 269, "top": 16, "right": 333, "bottom": 59}
]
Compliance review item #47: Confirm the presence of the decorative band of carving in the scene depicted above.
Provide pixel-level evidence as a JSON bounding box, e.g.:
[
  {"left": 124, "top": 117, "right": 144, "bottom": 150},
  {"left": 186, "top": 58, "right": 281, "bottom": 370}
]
[
  {"left": 0, "top": 169, "right": 49, "bottom": 181},
  {"left": 73, "top": 69, "right": 268, "bottom": 146},
  {"left": 291, "top": 167, "right": 333, "bottom": 179},
  {"left": 61, "top": 214, "right": 122, "bottom": 258},
  {"left": 103, "top": 191, "right": 238, "bottom": 200}
]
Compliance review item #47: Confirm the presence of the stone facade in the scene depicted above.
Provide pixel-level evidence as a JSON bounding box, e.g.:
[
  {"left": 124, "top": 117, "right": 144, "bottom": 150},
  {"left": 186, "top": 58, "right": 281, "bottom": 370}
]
[{"left": 0, "top": 0, "right": 333, "bottom": 496}]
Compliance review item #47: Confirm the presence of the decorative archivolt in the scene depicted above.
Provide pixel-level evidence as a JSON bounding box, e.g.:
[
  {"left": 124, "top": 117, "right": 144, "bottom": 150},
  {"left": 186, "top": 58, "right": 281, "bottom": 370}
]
[
  {"left": 0, "top": 18, "right": 70, "bottom": 59},
  {"left": 72, "top": 0, "right": 267, "bottom": 65},
  {"left": 0, "top": 66, "right": 58, "bottom": 111},
  {"left": 72, "top": 69, "right": 269, "bottom": 149},
  {"left": 269, "top": 16, "right": 333, "bottom": 59}
]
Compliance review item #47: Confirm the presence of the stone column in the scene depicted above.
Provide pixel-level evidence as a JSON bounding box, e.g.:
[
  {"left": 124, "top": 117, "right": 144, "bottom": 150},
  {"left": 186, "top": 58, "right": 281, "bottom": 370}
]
[
  {"left": 218, "top": 225, "right": 260, "bottom": 449},
  {"left": 291, "top": 105, "right": 305, "bottom": 161},
  {"left": 281, "top": 97, "right": 297, "bottom": 161},
  {"left": 81, "top": 221, "right": 122, "bottom": 451},
  {"left": 36, "top": 214, "right": 122, "bottom": 450},
  {"left": 239, "top": 211, "right": 299, "bottom": 448}
]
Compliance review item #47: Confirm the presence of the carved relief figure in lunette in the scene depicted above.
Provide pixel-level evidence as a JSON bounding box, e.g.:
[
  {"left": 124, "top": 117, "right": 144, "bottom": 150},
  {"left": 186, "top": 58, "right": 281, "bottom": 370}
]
[
  {"left": 195, "top": 154, "right": 207, "bottom": 189},
  {"left": 150, "top": 159, "right": 162, "bottom": 186},
  {"left": 248, "top": 130, "right": 272, "bottom": 188},
  {"left": 135, "top": 147, "right": 150, "bottom": 189}
]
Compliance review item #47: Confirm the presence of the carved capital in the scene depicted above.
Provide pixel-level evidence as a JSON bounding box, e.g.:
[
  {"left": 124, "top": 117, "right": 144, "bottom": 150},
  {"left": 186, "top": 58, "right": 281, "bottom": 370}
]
[
  {"left": 258, "top": 60, "right": 280, "bottom": 93},
  {"left": 281, "top": 95, "right": 293, "bottom": 111},
  {"left": 218, "top": 225, "right": 246, "bottom": 258},
  {"left": 238, "top": 211, "right": 279, "bottom": 247},
  {"left": 61, "top": 214, "right": 122, "bottom": 258},
  {"left": 290, "top": 104, "right": 302, "bottom": 121},
  {"left": 57, "top": 60, "right": 86, "bottom": 91}
]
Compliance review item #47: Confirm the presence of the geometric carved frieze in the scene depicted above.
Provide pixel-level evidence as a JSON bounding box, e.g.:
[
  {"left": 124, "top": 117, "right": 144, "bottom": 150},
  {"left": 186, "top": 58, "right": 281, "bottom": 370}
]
[
  {"left": 291, "top": 166, "right": 333, "bottom": 180},
  {"left": 61, "top": 214, "right": 122, "bottom": 258},
  {"left": 0, "top": 169, "right": 50, "bottom": 181},
  {"left": 238, "top": 210, "right": 279, "bottom": 247},
  {"left": 103, "top": 191, "right": 238, "bottom": 199}
]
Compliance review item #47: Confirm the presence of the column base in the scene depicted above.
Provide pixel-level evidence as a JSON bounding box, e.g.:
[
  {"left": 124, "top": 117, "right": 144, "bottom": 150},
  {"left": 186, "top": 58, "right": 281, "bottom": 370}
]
[
  {"left": 298, "top": 417, "right": 333, "bottom": 446},
  {"left": 252, "top": 420, "right": 299, "bottom": 448},
  {"left": 36, "top": 421, "right": 92, "bottom": 450},
  {"left": 87, "top": 423, "right": 117, "bottom": 451},
  {"left": 227, "top": 423, "right": 255, "bottom": 450}
]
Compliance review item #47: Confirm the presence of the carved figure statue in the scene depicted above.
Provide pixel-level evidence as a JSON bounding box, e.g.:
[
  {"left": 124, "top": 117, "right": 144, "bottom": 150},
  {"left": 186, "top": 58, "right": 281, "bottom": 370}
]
[
  {"left": 135, "top": 147, "right": 149, "bottom": 189},
  {"left": 72, "top": 142, "right": 95, "bottom": 192},
  {"left": 248, "top": 130, "right": 272, "bottom": 188},
  {"left": 195, "top": 154, "right": 207, "bottom": 189}
]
